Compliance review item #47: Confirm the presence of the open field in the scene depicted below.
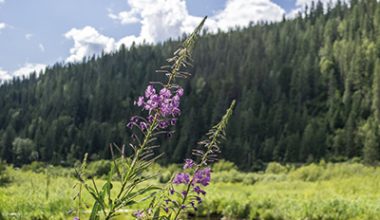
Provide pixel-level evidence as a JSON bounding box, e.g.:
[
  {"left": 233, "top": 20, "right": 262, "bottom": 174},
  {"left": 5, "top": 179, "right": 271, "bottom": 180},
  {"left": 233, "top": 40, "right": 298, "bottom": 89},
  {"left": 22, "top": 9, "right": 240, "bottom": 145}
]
[{"left": 1, "top": 162, "right": 380, "bottom": 219}]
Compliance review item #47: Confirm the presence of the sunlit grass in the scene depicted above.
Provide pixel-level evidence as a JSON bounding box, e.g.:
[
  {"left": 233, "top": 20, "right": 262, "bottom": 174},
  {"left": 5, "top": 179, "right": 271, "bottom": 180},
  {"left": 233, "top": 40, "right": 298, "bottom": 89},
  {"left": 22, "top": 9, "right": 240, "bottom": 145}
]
[{"left": 1, "top": 163, "right": 380, "bottom": 219}]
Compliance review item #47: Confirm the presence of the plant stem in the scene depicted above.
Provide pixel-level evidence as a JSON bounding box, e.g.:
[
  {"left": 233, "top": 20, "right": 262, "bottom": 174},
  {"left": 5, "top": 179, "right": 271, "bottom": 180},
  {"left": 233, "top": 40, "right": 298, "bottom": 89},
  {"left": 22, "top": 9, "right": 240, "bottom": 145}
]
[
  {"left": 106, "top": 115, "right": 158, "bottom": 219},
  {"left": 172, "top": 100, "right": 235, "bottom": 220}
]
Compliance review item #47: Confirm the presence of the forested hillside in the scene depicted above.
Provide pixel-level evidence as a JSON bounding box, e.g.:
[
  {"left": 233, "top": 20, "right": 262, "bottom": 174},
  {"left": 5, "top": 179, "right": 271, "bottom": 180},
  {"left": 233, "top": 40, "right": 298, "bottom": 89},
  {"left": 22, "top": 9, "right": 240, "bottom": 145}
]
[{"left": 1, "top": 0, "right": 380, "bottom": 169}]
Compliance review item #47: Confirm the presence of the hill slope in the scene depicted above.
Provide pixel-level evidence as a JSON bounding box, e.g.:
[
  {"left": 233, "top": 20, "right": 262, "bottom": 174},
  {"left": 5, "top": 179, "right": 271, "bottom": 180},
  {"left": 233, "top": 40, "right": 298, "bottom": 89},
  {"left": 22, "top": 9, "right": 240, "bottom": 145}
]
[{"left": 1, "top": 0, "right": 380, "bottom": 168}]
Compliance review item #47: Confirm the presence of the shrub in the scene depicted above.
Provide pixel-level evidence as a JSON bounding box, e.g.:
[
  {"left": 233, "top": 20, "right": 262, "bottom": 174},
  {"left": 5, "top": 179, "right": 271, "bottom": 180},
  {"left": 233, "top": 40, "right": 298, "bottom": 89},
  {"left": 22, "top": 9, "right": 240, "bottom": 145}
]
[
  {"left": 242, "top": 173, "right": 258, "bottom": 185},
  {"left": 22, "top": 161, "right": 46, "bottom": 173},
  {"left": 288, "top": 163, "right": 323, "bottom": 181},
  {"left": 158, "top": 171, "right": 172, "bottom": 183},
  {"left": 265, "top": 162, "right": 288, "bottom": 174},
  {"left": 84, "top": 160, "right": 111, "bottom": 178},
  {"left": 213, "top": 170, "right": 245, "bottom": 183},
  {"left": 222, "top": 200, "right": 250, "bottom": 218},
  {"left": 212, "top": 160, "right": 238, "bottom": 172}
]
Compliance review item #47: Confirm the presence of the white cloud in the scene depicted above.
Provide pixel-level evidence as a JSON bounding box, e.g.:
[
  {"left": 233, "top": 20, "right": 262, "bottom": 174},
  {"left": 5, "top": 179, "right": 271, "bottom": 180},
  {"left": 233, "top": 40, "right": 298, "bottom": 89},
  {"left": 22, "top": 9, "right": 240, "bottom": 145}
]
[
  {"left": 110, "top": 0, "right": 285, "bottom": 42},
  {"left": 13, "top": 63, "right": 46, "bottom": 78},
  {"left": 0, "top": 68, "right": 11, "bottom": 82},
  {"left": 64, "top": 26, "right": 116, "bottom": 62},
  {"left": 109, "top": 9, "right": 140, "bottom": 25},
  {"left": 66, "top": 0, "right": 285, "bottom": 62},
  {"left": 25, "top": 33, "right": 33, "bottom": 40},
  {"left": 39, "top": 43, "right": 45, "bottom": 52},
  {"left": 0, "top": 64, "right": 47, "bottom": 82},
  {"left": 213, "top": 0, "right": 285, "bottom": 31},
  {"left": 117, "top": 35, "right": 144, "bottom": 48},
  {"left": 119, "top": 0, "right": 198, "bottom": 43},
  {"left": 0, "top": 22, "right": 6, "bottom": 32}
]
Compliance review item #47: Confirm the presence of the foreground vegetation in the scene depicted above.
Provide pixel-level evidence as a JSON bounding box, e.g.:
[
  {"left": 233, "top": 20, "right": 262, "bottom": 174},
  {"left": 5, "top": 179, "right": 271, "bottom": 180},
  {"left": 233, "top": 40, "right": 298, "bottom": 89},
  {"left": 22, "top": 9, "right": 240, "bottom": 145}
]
[{"left": 0, "top": 161, "right": 379, "bottom": 219}]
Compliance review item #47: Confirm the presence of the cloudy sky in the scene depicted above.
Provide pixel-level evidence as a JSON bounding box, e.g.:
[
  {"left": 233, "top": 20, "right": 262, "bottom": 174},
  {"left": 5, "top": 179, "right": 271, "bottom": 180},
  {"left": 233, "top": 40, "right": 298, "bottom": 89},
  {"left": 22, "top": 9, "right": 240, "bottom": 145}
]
[{"left": 0, "top": 0, "right": 333, "bottom": 81}]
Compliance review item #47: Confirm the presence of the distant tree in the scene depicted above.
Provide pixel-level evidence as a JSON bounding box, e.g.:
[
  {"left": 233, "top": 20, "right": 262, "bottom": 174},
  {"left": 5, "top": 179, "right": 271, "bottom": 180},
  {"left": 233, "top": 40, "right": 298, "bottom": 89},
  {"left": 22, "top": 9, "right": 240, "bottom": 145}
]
[{"left": 12, "top": 138, "right": 37, "bottom": 165}]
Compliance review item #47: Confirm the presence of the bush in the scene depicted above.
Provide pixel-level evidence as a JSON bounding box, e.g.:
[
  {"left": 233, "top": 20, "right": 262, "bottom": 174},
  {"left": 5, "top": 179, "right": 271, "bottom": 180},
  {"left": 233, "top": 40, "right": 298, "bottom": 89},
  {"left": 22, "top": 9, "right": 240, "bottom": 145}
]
[
  {"left": 212, "top": 160, "right": 238, "bottom": 172},
  {"left": 289, "top": 163, "right": 323, "bottom": 182},
  {"left": 222, "top": 200, "right": 250, "bottom": 218},
  {"left": 287, "top": 162, "right": 376, "bottom": 182},
  {"left": 22, "top": 161, "right": 46, "bottom": 173},
  {"left": 248, "top": 200, "right": 285, "bottom": 220},
  {"left": 85, "top": 160, "right": 111, "bottom": 178},
  {"left": 158, "top": 171, "right": 173, "bottom": 183},
  {"left": 265, "top": 162, "right": 288, "bottom": 174},
  {"left": 242, "top": 173, "right": 258, "bottom": 185},
  {"left": 212, "top": 170, "right": 245, "bottom": 183}
]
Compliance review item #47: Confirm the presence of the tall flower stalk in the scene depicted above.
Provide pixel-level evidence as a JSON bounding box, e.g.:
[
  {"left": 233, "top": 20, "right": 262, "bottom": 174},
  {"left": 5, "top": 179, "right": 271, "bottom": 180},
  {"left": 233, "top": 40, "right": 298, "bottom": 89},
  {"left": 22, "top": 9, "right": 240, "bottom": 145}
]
[
  {"left": 146, "top": 100, "right": 235, "bottom": 220},
  {"left": 74, "top": 17, "right": 207, "bottom": 220},
  {"left": 172, "top": 100, "right": 236, "bottom": 220}
]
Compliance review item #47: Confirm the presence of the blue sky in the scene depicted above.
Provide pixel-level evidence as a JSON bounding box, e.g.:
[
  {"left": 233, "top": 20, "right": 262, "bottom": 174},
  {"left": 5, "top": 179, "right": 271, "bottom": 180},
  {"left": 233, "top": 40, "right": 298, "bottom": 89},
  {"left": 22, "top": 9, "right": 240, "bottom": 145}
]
[{"left": 0, "top": 0, "right": 328, "bottom": 81}]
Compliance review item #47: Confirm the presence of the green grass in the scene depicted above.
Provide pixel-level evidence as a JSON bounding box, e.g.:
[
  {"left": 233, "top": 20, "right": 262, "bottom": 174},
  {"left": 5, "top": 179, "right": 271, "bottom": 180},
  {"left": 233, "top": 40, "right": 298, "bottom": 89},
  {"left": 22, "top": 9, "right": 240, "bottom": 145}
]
[{"left": 1, "top": 162, "right": 380, "bottom": 219}]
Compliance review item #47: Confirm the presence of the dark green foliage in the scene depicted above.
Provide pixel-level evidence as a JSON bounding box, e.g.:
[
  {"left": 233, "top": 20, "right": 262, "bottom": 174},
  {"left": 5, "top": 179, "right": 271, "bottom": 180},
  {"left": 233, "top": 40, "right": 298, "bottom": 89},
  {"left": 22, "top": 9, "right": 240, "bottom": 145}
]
[
  {"left": 2, "top": 0, "right": 380, "bottom": 167},
  {"left": 84, "top": 160, "right": 111, "bottom": 178}
]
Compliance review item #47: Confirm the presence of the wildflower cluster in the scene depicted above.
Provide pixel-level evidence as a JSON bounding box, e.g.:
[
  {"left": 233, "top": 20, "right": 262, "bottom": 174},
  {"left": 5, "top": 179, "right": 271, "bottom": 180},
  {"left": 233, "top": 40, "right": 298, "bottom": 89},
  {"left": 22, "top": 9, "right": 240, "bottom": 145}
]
[
  {"left": 128, "top": 85, "right": 184, "bottom": 131},
  {"left": 169, "top": 160, "right": 211, "bottom": 211}
]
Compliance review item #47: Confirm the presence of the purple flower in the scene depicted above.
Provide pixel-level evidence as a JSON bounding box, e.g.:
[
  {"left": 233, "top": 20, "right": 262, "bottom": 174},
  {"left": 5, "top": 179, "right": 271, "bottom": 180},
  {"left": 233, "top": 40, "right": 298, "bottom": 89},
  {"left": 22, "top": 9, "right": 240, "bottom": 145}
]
[
  {"left": 195, "top": 196, "right": 203, "bottom": 204},
  {"left": 169, "top": 188, "right": 175, "bottom": 195},
  {"left": 177, "top": 88, "right": 184, "bottom": 97},
  {"left": 190, "top": 201, "right": 198, "bottom": 211},
  {"left": 183, "top": 159, "right": 195, "bottom": 169},
  {"left": 135, "top": 96, "right": 145, "bottom": 107},
  {"left": 133, "top": 84, "right": 184, "bottom": 133},
  {"left": 181, "top": 190, "right": 187, "bottom": 197},
  {"left": 193, "top": 185, "right": 206, "bottom": 195},
  {"left": 160, "top": 88, "right": 172, "bottom": 98},
  {"left": 133, "top": 210, "right": 144, "bottom": 219},
  {"left": 73, "top": 217, "right": 80, "bottom": 220},
  {"left": 146, "top": 95, "right": 160, "bottom": 110},
  {"left": 193, "top": 167, "right": 211, "bottom": 186},
  {"left": 160, "top": 102, "right": 175, "bottom": 117},
  {"left": 172, "top": 107, "right": 181, "bottom": 116},
  {"left": 158, "top": 121, "right": 169, "bottom": 129},
  {"left": 172, "top": 95, "right": 180, "bottom": 108},
  {"left": 147, "top": 115, "right": 154, "bottom": 123},
  {"left": 139, "top": 122, "right": 148, "bottom": 130},
  {"left": 173, "top": 173, "right": 190, "bottom": 184},
  {"left": 170, "top": 118, "right": 177, "bottom": 126},
  {"left": 145, "top": 85, "right": 156, "bottom": 98},
  {"left": 131, "top": 116, "right": 139, "bottom": 123},
  {"left": 127, "top": 122, "right": 134, "bottom": 129}
]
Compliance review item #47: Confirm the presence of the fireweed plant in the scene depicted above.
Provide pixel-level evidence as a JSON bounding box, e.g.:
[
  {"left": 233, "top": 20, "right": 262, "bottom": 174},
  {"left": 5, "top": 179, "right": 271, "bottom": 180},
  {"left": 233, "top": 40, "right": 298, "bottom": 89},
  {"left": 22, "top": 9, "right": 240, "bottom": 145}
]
[
  {"left": 143, "top": 100, "right": 235, "bottom": 220},
  {"left": 74, "top": 17, "right": 235, "bottom": 220}
]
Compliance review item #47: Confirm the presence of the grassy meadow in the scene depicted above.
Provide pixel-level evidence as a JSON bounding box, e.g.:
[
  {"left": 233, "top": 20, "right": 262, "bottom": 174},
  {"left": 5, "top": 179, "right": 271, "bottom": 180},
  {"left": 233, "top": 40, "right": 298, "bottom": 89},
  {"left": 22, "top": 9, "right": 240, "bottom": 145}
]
[{"left": 0, "top": 161, "right": 380, "bottom": 219}]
